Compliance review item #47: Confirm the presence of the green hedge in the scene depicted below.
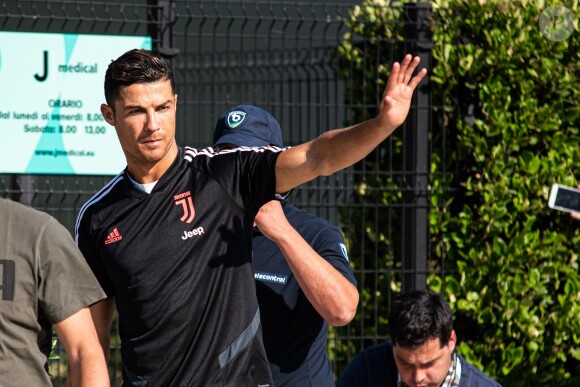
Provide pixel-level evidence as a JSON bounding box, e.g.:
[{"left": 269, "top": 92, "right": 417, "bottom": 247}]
[{"left": 338, "top": 1, "right": 580, "bottom": 384}]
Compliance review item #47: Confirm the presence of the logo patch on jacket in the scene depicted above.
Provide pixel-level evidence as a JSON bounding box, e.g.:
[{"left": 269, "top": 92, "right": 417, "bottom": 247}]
[{"left": 339, "top": 243, "right": 349, "bottom": 261}]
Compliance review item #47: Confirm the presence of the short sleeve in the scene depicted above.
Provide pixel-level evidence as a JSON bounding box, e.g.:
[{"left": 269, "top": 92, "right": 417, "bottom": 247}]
[
  {"left": 210, "top": 147, "right": 282, "bottom": 217},
  {"left": 285, "top": 205, "right": 357, "bottom": 288},
  {"left": 37, "top": 217, "right": 106, "bottom": 324},
  {"left": 312, "top": 225, "right": 357, "bottom": 287}
]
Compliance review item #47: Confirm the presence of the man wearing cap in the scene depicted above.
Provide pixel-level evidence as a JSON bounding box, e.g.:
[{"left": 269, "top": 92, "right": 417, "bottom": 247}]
[
  {"left": 77, "top": 49, "right": 426, "bottom": 386},
  {"left": 213, "top": 105, "right": 359, "bottom": 386}
]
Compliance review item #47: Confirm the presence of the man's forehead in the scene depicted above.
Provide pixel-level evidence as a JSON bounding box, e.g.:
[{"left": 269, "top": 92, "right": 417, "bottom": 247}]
[
  {"left": 393, "top": 338, "right": 448, "bottom": 365},
  {"left": 116, "top": 81, "right": 175, "bottom": 105}
]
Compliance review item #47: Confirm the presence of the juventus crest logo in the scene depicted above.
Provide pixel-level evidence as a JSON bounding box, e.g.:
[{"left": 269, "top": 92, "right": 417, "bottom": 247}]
[{"left": 174, "top": 191, "right": 195, "bottom": 224}]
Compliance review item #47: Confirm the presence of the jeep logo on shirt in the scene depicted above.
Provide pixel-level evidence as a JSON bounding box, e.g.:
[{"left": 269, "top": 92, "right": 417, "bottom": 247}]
[{"left": 181, "top": 227, "right": 205, "bottom": 240}]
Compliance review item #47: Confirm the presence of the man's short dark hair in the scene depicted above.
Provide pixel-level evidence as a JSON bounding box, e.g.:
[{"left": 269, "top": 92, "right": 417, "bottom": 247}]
[
  {"left": 388, "top": 290, "right": 453, "bottom": 349},
  {"left": 104, "top": 49, "right": 175, "bottom": 108}
]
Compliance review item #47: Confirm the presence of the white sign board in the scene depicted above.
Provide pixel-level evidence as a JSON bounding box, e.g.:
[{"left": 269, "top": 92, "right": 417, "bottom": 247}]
[{"left": 0, "top": 31, "right": 152, "bottom": 175}]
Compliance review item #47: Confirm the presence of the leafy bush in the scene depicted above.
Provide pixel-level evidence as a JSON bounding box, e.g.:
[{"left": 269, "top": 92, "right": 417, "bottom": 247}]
[{"left": 338, "top": 0, "right": 580, "bottom": 384}]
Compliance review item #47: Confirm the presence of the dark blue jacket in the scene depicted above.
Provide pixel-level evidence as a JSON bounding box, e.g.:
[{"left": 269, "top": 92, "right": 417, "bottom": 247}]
[{"left": 337, "top": 342, "right": 502, "bottom": 387}]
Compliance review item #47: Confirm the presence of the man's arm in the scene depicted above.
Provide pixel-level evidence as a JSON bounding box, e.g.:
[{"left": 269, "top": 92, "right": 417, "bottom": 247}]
[
  {"left": 54, "top": 307, "right": 110, "bottom": 387},
  {"left": 275, "top": 55, "right": 427, "bottom": 194},
  {"left": 254, "top": 200, "right": 359, "bottom": 326},
  {"left": 89, "top": 298, "right": 116, "bottom": 363}
]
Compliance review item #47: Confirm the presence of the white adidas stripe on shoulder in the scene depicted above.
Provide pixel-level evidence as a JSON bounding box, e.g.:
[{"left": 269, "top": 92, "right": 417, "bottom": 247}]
[
  {"left": 74, "top": 172, "right": 125, "bottom": 243},
  {"left": 183, "top": 146, "right": 285, "bottom": 162},
  {"left": 183, "top": 146, "right": 219, "bottom": 161}
]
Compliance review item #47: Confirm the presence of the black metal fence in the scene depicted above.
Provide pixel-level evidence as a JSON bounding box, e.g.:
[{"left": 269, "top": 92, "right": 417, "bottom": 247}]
[{"left": 0, "top": 0, "right": 448, "bottom": 385}]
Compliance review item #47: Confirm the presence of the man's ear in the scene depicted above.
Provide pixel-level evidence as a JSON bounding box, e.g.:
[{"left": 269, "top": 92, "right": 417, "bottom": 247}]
[
  {"left": 100, "top": 104, "right": 115, "bottom": 126},
  {"left": 448, "top": 329, "right": 457, "bottom": 352}
]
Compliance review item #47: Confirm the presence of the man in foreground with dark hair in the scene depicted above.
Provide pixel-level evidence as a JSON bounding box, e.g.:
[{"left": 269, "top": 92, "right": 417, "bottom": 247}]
[
  {"left": 76, "top": 48, "right": 425, "bottom": 386},
  {"left": 337, "top": 290, "right": 501, "bottom": 387}
]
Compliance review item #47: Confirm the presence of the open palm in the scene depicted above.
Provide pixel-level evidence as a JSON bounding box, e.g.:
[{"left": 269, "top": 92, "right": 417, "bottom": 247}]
[{"left": 379, "top": 54, "right": 427, "bottom": 129}]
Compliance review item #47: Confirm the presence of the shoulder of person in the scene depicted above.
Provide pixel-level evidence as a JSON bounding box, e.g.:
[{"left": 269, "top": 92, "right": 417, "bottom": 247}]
[
  {"left": 458, "top": 355, "right": 503, "bottom": 387},
  {"left": 358, "top": 341, "right": 394, "bottom": 364},
  {"left": 338, "top": 342, "right": 397, "bottom": 387},
  {"left": 0, "top": 197, "right": 53, "bottom": 227},
  {"left": 282, "top": 201, "right": 341, "bottom": 233}
]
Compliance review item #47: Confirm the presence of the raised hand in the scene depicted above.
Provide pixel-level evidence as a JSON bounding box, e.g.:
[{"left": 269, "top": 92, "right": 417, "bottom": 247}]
[{"left": 379, "top": 54, "right": 427, "bottom": 130}]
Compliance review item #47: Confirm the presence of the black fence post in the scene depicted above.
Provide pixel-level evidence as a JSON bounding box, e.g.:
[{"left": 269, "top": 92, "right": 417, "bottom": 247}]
[
  {"left": 402, "top": 1, "right": 432, "bottom": 292},
  {"left": 147, "top": 0, "right": 179, "bottom": 58},
  {"left": 9, "top": 175, "right": 34, "bottom": 205}
]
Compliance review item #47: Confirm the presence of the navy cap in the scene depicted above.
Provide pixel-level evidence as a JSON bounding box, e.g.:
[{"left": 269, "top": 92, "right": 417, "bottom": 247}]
[{"left": 213, "top": 105, "right": 283, "bottom": 148}]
